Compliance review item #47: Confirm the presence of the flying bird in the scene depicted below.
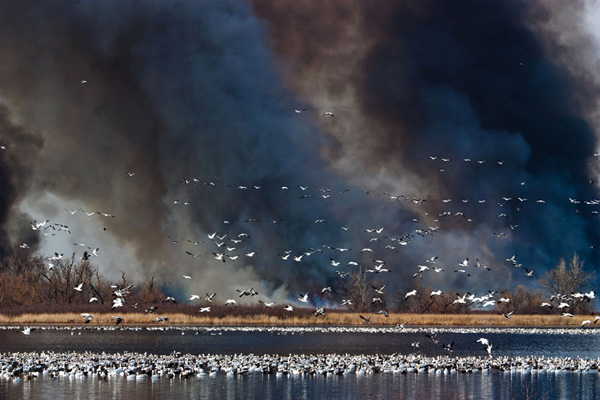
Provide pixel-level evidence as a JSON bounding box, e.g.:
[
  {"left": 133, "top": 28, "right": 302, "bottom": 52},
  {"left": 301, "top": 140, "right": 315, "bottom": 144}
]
[
  {"left": 443, "top": 341, "right": 455, "bottom": 352},
  {"left": 206, "top": 293, "right": 216, "bottom": 302},
  {"left": 425, "top": 332, "right": 439, "bottom": 344},
  {"left": 237, "top": 288, "right": 258, "bottom": 297},
  {"left": 502, "top": 311, "right": 514, "bottom": 319},
  {"left": 259, "top": 300, "right": 274, "bottom": 307},
  {"left": 298, "top": 293, "right": 309, "bottom": 303},
  {"left": 372, "top": 284, "right": 387, "bottom": 294},
  {"left": 359, "top": 314, "right": 372, "bottom": 324}
]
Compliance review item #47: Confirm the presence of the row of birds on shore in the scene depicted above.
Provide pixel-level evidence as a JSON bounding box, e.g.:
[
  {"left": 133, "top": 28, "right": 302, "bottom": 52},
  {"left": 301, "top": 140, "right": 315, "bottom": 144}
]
[{"left": 5, "top": 349, "right": 600, "bottom": 382}]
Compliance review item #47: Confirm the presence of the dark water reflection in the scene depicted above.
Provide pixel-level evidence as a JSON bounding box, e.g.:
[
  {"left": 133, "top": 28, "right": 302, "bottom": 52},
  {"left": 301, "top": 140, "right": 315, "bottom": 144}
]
[
  {"left": 3, "top": 368, "right": 600, "bottom": 400},
  {"left": 2, "top": 327, "right": 600, "bottom": 358},
  {"left": 1, "top": 327, "right": 600, "bottom": 399}
]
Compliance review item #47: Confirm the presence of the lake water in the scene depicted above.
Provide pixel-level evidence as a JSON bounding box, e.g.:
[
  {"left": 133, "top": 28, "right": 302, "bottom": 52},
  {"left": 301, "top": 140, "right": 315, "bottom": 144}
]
[{"left": 1, "top": 326, "right": 599, "bottom": 399}]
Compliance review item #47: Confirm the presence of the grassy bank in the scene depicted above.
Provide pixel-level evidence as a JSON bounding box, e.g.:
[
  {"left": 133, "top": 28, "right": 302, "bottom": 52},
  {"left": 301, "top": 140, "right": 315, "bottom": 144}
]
[{"left": 0, "top": 312, "right": 597, "bottom": 327}]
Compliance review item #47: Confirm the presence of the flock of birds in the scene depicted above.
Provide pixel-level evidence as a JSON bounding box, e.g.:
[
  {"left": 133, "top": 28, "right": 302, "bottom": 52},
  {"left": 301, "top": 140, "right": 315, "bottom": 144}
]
[
  {"left": 0, "top": 105, "right": 592, "bottom": 336},
  {"left": 2, "top": 348, "right": 600, "bottom": 383},
  {"left": 17, "top": 144, "right": 600, "bottom": 327},
  {"left": 9, "top": 146, "right": 600, "bottom": 386}
]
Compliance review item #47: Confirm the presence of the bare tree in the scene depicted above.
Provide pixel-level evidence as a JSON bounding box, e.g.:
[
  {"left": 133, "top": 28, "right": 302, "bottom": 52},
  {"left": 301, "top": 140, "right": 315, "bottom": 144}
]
[
  {"left": 397, "top": 278, "right": 435, "bottom": 313},
  {"left": 432, "top": 291, "right": 460, "bottom": 314},
  {"left": 88, "top": 268, "right": 112, "bottom": 304},
  {"left": 46, "top": 255, "right": 77, "bottom": 303},
  {"left": 508, "top": 286, "right": 546, "bottom": 314},
  {"left": 139, "top": 276, "right": 164, "bottom": 303},
  {"left": 339, "top": 267, "right": 372, "bottom": 312},
  {"left": 539, "top": 253, "right": 596, "bottom": 314},
  {"left": 539, "top": 253, "right": 595, "bottom": 296}
]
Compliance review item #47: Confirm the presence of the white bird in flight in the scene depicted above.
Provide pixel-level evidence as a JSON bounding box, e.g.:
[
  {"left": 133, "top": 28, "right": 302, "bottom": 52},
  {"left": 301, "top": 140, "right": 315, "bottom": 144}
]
[{"left": 298, "top": 293, "right": 309, "bottom": 303}]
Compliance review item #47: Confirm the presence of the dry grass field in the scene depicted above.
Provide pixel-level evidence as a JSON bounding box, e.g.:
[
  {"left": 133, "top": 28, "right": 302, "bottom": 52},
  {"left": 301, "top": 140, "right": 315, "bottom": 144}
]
[{"left": 0, "top": 311, "right": 596, "bottom": 327}]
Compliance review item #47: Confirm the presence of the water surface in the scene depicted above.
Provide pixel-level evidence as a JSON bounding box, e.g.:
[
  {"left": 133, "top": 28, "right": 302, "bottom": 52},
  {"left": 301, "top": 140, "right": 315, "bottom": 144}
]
[{"left": 1, "top": 326, "right": 599, "bottom": 399}]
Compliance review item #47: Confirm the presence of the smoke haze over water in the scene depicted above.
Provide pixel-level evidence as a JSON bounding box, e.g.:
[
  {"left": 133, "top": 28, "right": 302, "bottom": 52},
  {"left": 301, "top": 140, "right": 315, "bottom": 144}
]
[{"left": 0, "top": 0, "right": 599, "bottom": 303}]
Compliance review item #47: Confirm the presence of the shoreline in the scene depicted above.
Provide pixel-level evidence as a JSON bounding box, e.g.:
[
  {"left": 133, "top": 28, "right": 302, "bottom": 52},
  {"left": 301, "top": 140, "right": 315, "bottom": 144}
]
[{"left": 1, "top": 312, "right": 598, "bottom": 328}]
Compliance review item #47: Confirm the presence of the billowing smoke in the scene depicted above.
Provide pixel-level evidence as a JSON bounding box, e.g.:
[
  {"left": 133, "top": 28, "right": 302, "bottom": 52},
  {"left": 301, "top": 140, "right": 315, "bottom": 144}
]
[
  {"left": 0, "top": 106, "right": 44, "bottom": 249},
  {"left": 0, "top": 0, "right": 350, "bottom": 302},
  {"left": 0, "top": 0, "right": 598, "bottom": 303},
  {"left": 255, "top": 0, "right": 600, "bottom": 290}
]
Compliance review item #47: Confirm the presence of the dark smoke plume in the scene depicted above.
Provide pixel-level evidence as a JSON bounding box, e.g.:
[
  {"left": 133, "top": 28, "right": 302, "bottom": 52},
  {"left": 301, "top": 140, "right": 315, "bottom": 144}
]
[
  {"left": 0, "top": 0, "right": 598, "bottom": 302},
  {"left": 255, "top": 0, "right": 600, "bottom": 290}
]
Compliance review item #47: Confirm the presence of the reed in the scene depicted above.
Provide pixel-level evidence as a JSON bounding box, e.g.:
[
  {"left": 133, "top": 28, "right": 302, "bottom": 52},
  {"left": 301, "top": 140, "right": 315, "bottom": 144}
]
[{"left": 0, "top": 311, "right": 595, "bottom": 327}]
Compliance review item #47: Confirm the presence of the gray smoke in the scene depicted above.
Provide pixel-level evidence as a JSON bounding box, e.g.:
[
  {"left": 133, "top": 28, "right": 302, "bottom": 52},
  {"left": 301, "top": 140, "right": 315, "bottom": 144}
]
[
  {"left": 253, "top": 0, "right": 600, "bottom": 291},
  {"left": 0, "top": 0, "right": 598, "bottom": 303}
]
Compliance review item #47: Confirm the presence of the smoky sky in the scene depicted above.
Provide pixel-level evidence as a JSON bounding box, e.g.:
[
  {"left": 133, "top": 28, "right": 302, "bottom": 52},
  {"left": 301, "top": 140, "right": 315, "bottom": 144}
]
[
  {"left": 0, "top": 0, "right": 599, "bottom": 303},
  {"left": 255, "top": 1, "right": 600, "bottom": 287}
]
